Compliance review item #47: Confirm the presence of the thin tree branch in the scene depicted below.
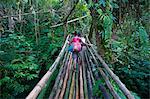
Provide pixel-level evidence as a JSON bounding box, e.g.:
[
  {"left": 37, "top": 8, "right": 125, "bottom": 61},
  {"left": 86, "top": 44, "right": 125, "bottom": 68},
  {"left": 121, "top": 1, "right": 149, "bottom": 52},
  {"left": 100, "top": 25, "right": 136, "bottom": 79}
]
[
  {"left": 0, "top": 10, "right": 51, "bottom": 19},
  {"left": 50, "top": 15, "right": 87, "bottom": 28}
]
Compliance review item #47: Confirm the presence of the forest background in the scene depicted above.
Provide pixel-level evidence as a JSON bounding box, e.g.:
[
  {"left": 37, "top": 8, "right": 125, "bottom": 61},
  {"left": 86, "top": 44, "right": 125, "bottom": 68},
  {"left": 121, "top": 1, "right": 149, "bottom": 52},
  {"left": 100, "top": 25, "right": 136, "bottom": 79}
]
[{"left": 0, "top": 0, "right": 149, "bottom": 98}]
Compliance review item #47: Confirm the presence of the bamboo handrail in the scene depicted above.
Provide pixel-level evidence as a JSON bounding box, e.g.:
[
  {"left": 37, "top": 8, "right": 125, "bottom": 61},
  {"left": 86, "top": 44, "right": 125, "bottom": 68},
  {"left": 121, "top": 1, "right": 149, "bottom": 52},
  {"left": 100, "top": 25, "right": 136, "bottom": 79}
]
[
  {"left": 86, "top": 36, "right": 134, "bottom": 99},
  {"left": 85, "top": 51, "right": 94, "bottom": 99},
  {"left": 98, "top": 68, "right": 121, "bottom": 99},
  {"left": 86, "top": 46, "right": 120, "bottom": 98},
  {"left": 26, "top": 35, "right": 70, "bottom": 99},
  {"left": 85, "top": 51, "right": 95, "bottom": 84},
  {"left": 87, "top": 47, "right": 111, "bottom": 98}
]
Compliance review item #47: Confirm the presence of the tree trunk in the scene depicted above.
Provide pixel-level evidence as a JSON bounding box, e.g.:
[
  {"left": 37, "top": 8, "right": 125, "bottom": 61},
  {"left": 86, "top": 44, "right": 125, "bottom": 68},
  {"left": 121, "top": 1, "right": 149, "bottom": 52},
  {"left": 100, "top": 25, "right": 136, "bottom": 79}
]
[
  {"left": 119, "top": 0, "right": 122, "bottom": 24},
  {"left": 87, "top": 1, "right": 104, "bottom": 55},
  {"left": 63, "top": 22, "right": 68, "bottom": 40},
  {"left": 8, "top": 8, "right": 15, "bottom": 32},
  {"left": 135, "top": 0, "right": 141, "bottom": 20}
]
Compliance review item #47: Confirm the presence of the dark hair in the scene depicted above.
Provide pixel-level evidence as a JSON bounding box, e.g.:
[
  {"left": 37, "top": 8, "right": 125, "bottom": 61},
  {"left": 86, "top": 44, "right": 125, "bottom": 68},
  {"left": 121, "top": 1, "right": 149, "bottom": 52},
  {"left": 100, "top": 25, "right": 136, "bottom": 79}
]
[
  {"left": 73, "top": 31, "right": 77, "bottom": 36},
  {"left": 77, "top": 32, "right": 81, "bottom": 37}
]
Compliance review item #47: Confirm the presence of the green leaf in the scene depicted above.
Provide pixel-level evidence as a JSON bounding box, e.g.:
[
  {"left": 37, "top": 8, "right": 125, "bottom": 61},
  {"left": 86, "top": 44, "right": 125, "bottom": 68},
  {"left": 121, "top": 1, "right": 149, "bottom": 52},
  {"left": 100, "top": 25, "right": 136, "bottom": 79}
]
[
  {"left": 112, "top": 3, "right": 119, "bottom": 8},
  {"left": 99, "top": 0, "right": 106, "bottom": 7},
  {"left": 97, "top": 9, "right": 103, "bottom": 16},
  {"left": 23, "top": 0, "right": 28, "bottom": 3},
  {"left": 27, "top": 74, "right": 38, "bottom": 80},
  {"left": 42, "top": 29, "right": 49, "bottom": 33},
  {"left": 122, "top": 0, "right": 128, "bottom": 3},
  {"left": 51, "top": 48, "right": 58, "bottom": 56},
  {"left": 138, "top": 26, "right": 149, "bottom": 45}
]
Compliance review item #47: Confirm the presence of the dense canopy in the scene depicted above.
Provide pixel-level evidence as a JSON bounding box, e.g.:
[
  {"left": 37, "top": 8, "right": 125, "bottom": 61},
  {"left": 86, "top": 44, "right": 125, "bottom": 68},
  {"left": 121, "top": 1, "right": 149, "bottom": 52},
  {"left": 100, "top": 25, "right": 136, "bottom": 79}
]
[{"left": 0, "top": 0, "right": 149, "bottom": 99}]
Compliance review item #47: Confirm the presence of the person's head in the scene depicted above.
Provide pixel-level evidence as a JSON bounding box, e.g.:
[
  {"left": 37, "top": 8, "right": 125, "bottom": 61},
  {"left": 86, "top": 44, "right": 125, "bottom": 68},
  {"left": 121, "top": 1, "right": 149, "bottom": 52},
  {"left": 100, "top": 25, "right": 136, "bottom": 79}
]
[{"left": 73, "top": 31, "right": 77, "bottom": 36}]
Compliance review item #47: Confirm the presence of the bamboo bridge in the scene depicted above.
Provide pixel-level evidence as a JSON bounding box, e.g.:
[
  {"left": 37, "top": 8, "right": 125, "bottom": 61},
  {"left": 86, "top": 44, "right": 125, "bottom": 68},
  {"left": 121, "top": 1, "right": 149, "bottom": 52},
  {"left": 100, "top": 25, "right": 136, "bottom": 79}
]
[{"left": 26, "top": 35, "right": 134, "bottom": 99}]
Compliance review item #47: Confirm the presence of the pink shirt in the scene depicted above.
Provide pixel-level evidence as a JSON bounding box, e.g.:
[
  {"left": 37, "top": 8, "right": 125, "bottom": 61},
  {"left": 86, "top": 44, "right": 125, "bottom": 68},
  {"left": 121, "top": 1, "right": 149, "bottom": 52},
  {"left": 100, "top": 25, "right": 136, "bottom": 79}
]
[
  {"left": 72, "top": 36, "right": 81, "bottom": 43},
  {"left": 71, "top": 36, "right": 82, "bottom": 51}
]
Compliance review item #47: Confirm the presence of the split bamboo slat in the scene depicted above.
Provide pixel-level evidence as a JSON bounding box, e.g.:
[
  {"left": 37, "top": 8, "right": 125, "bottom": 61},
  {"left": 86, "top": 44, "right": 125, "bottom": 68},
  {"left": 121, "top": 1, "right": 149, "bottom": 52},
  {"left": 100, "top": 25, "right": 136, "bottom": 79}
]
[
  {"left": 86, "top": 36, "right": 134, "bottom": 99},
  {"left": 26, "top": 35, "right": 70, "bottom": 99}
]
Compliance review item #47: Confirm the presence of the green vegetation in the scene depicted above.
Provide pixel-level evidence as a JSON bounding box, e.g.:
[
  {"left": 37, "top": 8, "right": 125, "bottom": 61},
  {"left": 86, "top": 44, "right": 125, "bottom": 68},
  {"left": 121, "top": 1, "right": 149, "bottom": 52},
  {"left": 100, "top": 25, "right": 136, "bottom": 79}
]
[{"left": 0, "top": 0, "right": 149, "bottom": 98}]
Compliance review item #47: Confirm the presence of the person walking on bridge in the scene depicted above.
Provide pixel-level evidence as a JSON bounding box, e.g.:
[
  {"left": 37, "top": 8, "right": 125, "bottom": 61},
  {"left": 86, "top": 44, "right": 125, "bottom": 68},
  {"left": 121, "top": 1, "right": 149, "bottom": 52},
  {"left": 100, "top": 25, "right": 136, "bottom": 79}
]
[
  {"left": 68, "top": 31, "right": 82, "bottom": 71},
  {"left": 68, "top": 31, "right": 94, "bottom": 71}
]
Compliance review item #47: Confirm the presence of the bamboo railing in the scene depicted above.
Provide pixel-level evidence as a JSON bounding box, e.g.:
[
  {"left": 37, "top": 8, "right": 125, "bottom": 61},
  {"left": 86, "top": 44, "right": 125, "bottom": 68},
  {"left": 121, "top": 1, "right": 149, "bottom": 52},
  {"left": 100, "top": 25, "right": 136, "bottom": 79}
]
[
  {"left": 26, "top": 35, "right": 70, "bottom": 99},
  {"left": 86, "top": 35, "right": 134, "bottom": 99}
]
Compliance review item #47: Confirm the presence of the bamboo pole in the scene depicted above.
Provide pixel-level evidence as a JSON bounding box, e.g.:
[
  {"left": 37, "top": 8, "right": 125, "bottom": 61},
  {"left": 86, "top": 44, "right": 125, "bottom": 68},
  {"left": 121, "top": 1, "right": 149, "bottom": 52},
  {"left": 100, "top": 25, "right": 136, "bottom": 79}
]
[
  {"left": 85, "top": 51, "right": 94, "bottom": 99},
  {"left": 98, "top": 68, "right": 121, "bottom": 99},
  {"left": 87, "top": 70, "right": 94, "bottom": 99},
  {"left": 86, "top": 36, "right": 134, "bottom": 99},
  {"left": 81, "top": 52, "right": 88, "bottom": 99},
  {"left": 87, "top": 47, "right": 110, "bottom": 98},
  {"left": 64, "top": 60, "right": 74, "bottom": 99},
  {"left": 84, "top": 51, "right": 95, "bottom": 84},
  {"left": 79, "top": 61, "right": 84, "bottom": 99},
  {"left": 26, "top": 35, "right": 70, "bottom": 99},
  {"left": 87, "top": 46, "right": 119, "bottom": 98},
  {"left": 73, "top": 84, "right": 76, "bottom": 99},
  {"left": 48, "top": 52, "right": 69, "bottom": 99},
  {"left": 54, "top": 53, "right": 72, "bottom": 99},
  {"left": 75, "top": 64, "right": 79, "bottom": 99},
  {"left": 69, "top": 72, "right": 75, "bottom": 99},
  {"left": 59, "top": 54, "right": 73, "bottom": 99},
  {"left": 38, "top": 52, "right": 68, "bottom": 99},
  {"left": 88, "top": 44, "right": 119, "bottom": 99}
]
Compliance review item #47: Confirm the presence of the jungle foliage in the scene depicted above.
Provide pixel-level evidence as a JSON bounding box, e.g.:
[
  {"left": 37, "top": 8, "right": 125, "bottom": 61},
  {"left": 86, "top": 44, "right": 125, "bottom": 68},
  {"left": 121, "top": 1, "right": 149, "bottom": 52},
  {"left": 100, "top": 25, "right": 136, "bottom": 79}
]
[{"left": 0, "top": 0, "right": 149, "bottom": 98}]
